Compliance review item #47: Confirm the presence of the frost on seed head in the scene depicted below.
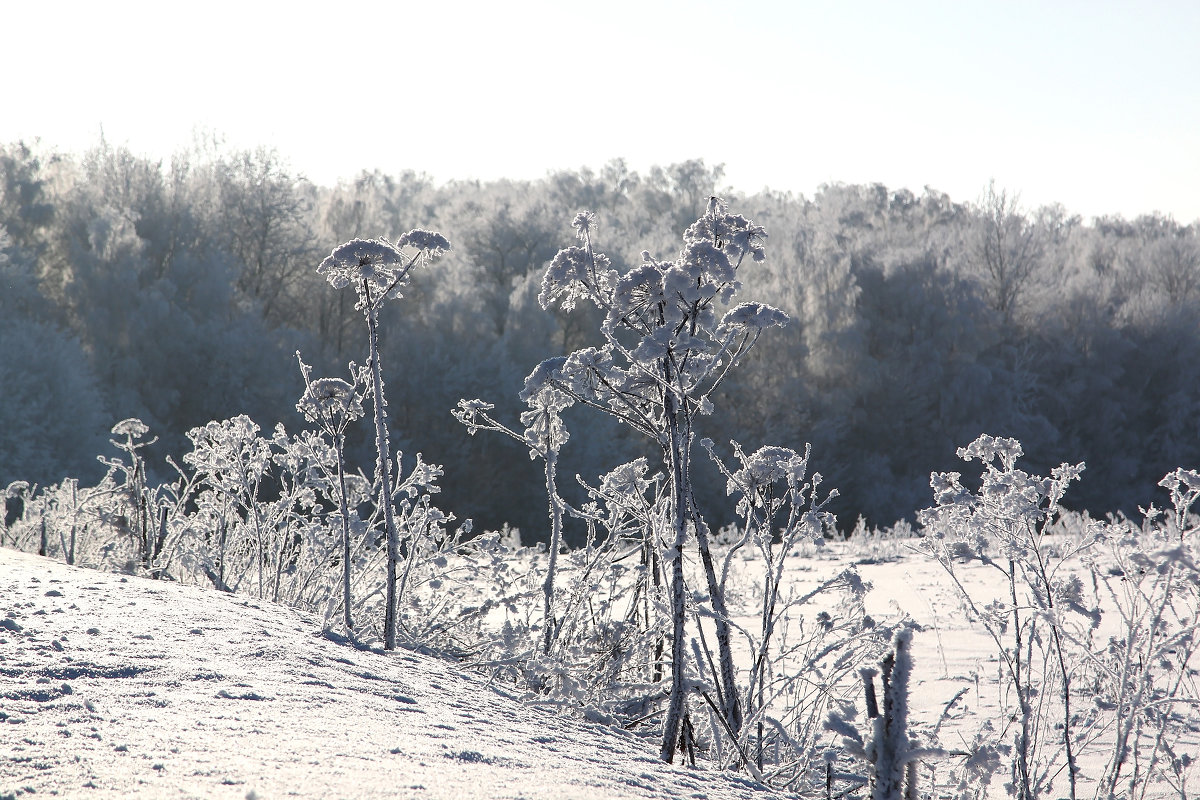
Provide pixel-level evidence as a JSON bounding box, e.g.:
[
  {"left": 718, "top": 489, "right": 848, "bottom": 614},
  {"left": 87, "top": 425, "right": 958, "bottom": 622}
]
[
  {"left": 297, "top": 378, "right": 363, "bottom": 427},
  {"left": 317, "top": 231, "right": 450, "bottom": 306},
  {"left": 318, "top": 238, "right": 404, "bottom": 288},
  {"left": 572, "top": 210, "right": 596, "bottom": 240},
  {"left": 111, "top": 418, "right": 150, "bottom": 438},
  {"left": 718, "top": 302, "right": 790, "bottom": 336},
  {"left": 395, "top": 228, "right": 451, "bottom": 255}
]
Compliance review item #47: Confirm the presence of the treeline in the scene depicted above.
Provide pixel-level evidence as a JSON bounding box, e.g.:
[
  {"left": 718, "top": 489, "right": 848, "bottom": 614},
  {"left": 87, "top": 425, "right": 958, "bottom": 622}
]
[{"left": 2, "top": 139, "right": 1198, "bottom": 536}]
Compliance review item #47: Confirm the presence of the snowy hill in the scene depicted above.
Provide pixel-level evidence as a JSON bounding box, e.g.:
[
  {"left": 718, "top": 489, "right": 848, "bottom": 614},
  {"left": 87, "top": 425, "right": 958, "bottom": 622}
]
[{"left": 0, "top": 548, "right": 777, "bottom": 800}]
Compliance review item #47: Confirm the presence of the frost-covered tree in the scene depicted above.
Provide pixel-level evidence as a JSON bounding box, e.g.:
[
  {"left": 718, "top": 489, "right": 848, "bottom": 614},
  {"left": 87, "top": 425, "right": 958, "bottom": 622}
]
[
  {"left": 317, "top": 233, "right": 450, "bottom": 650},
  {"left": 0, "top": 225, "right": 109, "bottom": 487},
  {"left": 973, "top": 181, "right": 1043, "bottom": 326},
  {"left": 528, "top": 199, "right": 787, "bottom": 761}
]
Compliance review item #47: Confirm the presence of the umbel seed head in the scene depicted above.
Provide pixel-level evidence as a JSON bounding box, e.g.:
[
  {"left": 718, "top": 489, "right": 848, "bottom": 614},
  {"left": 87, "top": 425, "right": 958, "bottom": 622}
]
[{"left": 317, "top": 232, "right": 451, "bottom": 306}]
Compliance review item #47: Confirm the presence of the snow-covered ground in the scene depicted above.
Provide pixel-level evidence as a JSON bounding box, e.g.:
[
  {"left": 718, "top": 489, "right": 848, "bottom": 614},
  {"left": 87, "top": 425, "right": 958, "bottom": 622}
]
[
  {"left": 0, "top": 547, "right": 774, "bottom": 800},
  {"left": 4, "top": 537, "right": 1196, "bottom": 799}
]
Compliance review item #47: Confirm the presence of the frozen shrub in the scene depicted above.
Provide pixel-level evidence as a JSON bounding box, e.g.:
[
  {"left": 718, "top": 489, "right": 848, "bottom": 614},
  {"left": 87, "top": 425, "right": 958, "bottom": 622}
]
[
  {"left": 704, "top": 438, "right": 891, "bottom": 789},
  {"left": 914, "top": 436, "right": 1200, "bottom": 799},
  {"left": 827, "top": 626, "right": 935, "bottom": 800}
]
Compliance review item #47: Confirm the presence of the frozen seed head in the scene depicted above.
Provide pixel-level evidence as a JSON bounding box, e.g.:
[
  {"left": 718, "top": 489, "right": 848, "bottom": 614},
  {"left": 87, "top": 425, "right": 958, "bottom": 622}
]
[
  {"left": 395, "top": 228, "right": 451, "bottom": 255},
  {"left": 317, "top": 238, "right": 405, "bottom": 291},
  {"left": 572, "top": 211, "right": 596, "bottom": 240},
  {"left": 298, "top": 378, "right": 363, "bottom": 426},
  {"left": 317, "top": 231, "right": 450, "bottom": 303},
  {"left": 111, "top": 418, "right": 150, "bottom": 438}
]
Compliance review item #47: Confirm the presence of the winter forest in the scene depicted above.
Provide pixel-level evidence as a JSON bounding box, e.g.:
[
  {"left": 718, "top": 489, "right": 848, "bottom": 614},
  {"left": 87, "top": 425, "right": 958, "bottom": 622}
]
[
  {"left": 2, "top": 136, "right": 1200, "bottom": 799},
  {"left": 3, "top": 140, "right": 1198, "bottom": 533}
]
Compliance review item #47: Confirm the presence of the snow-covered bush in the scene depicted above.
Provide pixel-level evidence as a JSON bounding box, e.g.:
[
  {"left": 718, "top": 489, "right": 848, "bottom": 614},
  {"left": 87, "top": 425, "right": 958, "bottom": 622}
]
[
  {"left": 180, "top": 415, "right": 325, "bottom": 601},
  {"left": 702, "top": 439, "right": 892, "bottom": 789},
  {"left": 451, "top": 200, "right": 893, "bottom": 788}
]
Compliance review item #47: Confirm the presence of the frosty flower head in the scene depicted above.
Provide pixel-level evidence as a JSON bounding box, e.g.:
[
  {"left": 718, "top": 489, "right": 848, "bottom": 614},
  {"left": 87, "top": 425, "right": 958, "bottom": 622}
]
[
  {"left": 395, "top": 228, "right": 451, "bottom": 255},
  {"left": 452, "top": 398, "right": 495, "bottom": 436},
  {"left": 317, "top": 231, "right": 450, "bottom": 307},
  {"left": 929, "top": 471, "right": 969, "bottom": 507},
  {"left": 457, "top": 398, "right": 494, "bottom": 415},
  {"left": 1160, "top": 467, "right": 1200, "bottom": 497},
  {"left": 613, "top": 264, "right": 666, "bottom": 318},
  {"left": 109, "top": 417, "right": 156, "bottom": 452},
  {"left": 572, "top": 210, "right": 596, "bottom": 240},
  {"left": 318, "top": 238, "right": 403, "bottom": 290},
  {"left": 726, "top": 447, "right": 811, "bottom": 512},
  {"left": 1157, "top": 467, "right": 1200, "bottom": 534},
  {"left": 958, "top": 434, "right": 1023, "bottom": 472},
  {"left": 183, "top": 415, "right": 271, "bottom": 483},
  {"left": 540, "top": 246, "right": 611, "bottom": 312},
  {"left": 519, "top": 356, "right": 568, "bottom": 403},
  {"left": 684, "top": 198, "right": 768, "bottom": 266},
  {"left": 520, "top": 386, "right": 573, "bottom": 456},
  {"left": 681, "top": 240, "right": 735, "bottom": 284},
  {"left": 717, "top": 302, "right": 790, "bottom": 338},
  {"left": 735, "top": 445, "right": 806, "bottom": 489},
  {"left": 4, "top": 480, "right": 30, "bottom": 499},
  {"left": 297, "top": 377, "right": 363, "bottom": 429},
  {"left": 557, "top": 346, "right": 615, "bottom": 397},
  {"left": 598, "top": 458, "right": 654, "bottom": 504},
  {"left": 111, "top": 418, "right": 150, "bottom": 439}
]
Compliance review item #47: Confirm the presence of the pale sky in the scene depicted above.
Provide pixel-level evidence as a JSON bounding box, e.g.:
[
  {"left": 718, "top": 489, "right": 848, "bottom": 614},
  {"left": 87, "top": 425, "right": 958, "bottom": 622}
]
[{"left": 4, "top": 0, "right": 1198, "bottom": 222}]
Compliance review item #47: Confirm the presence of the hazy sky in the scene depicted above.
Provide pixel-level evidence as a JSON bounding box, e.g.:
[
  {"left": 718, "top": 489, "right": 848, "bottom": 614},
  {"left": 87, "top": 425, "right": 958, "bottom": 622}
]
[{"left": 5, "top": 1, "right": 1197, "bottom": 222}]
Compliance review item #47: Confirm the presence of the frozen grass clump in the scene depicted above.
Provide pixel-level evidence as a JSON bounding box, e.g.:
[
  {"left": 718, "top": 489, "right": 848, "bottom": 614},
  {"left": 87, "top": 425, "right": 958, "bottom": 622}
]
[{"left": 917, "top": 434, "right": 1200, "bottom": 800}]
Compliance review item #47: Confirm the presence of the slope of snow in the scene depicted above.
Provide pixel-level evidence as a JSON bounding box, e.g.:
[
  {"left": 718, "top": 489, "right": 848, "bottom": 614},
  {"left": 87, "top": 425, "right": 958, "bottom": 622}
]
[{"left": 0, "top": 548, "right": 777, "bottom": 800}]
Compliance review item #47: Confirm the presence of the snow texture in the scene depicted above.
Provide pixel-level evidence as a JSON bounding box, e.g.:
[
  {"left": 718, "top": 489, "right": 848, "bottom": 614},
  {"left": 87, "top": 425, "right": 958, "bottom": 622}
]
[{"left": 0, "top": 548, "right": 776, "bottom": 799}]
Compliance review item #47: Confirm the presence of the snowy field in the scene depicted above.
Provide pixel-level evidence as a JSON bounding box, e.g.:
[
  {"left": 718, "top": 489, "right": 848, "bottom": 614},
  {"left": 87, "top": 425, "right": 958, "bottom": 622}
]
[
  {"left": 0, "top": 547, "right": 770, "bottom": 800},
  {"left": 5, "top": 532, "right": 1195, "bottom": 799}
]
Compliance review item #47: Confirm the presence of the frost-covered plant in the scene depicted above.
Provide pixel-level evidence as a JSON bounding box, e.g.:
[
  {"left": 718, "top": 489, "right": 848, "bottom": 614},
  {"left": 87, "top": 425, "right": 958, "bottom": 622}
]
[
  {"left": 700, "top": 439, "right": 891, "bottom": 789},
  {"left": 1083, "top": 491, "right": 1200, "bottom": 800},
  {"left": 182, "top": 415, "right": 349, "bottom": 606},
  {"left": 317, "top": 233, "right": 450, "bottom": 649},
  {"left": 702, "top": 442, "right": 836, "bottom": 713},
  {"left": 296, "top": 352, "right": 367, "bottom": 631},
  {"left": 94, "top": 418, "right": 161, "bottom": 572},
  {"left": 2, "top": 480, "right": 32, "bottom": 547},
  {"left": 573, "top": 457, "right": 673, "bottom": 687},
  {"left": 530, "top": 200, "right": 786, "bottom": 761},
  {"left": 918, "top": 434, "right": 1095, "bottom": 800},
  {"left": 454, "top": 378, "right": 574, "bottom": 653},
  {"left": 2, "top": 421, "right": 169, "bottom": 572},
  {"left": 827, "top": 625, "right": 947, "bottom": 800},
  {"left": 183, "top": 416, "right": 282, "bottom": 597},
  {"left": 470, "top": 459, "right": 675, "bottom": 716},
  {"left": 173, "top": 413, "right": 378, "bottom": 616},
  {"left": 1159, "top": 468, "right": 1200, "bottom": 541}
]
